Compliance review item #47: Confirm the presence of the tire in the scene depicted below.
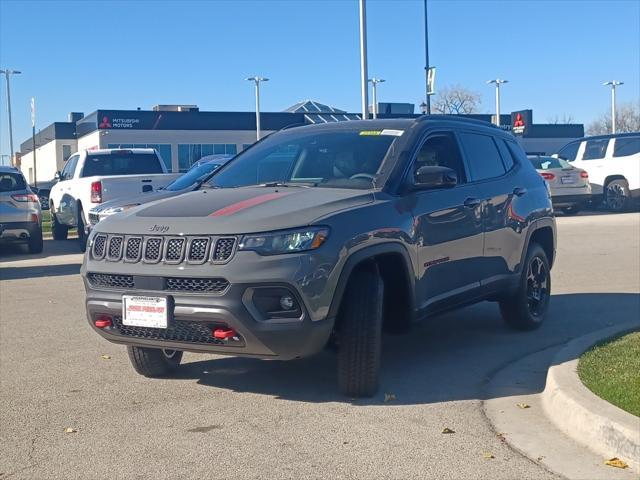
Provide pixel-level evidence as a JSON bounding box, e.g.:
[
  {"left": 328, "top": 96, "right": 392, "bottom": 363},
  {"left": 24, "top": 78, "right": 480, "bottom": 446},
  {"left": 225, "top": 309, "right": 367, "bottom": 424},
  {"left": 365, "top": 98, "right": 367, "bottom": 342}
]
[
  {"left": 561, "top": 206, "right": 580, "bottom": 215},
  {"left": 499, "top": 243, "right": 551, "bottom": 331},
  {"left": 51, "top": 207, "right": 69, "bottom": 241},
  {"left": 127, "top": 346, "right": 183, "bottom": 377},
  {"left": 28, "top": 226, "right": 44, "bottom": 254},
  {"left": 337, "top": 264, "right": 384, "bottom": 398},
  {"left": 77, "top": 207, "right": 87, "bottom": 252},
  {"left": 604, "top": 179, "right": 630, "bottom": 212}
]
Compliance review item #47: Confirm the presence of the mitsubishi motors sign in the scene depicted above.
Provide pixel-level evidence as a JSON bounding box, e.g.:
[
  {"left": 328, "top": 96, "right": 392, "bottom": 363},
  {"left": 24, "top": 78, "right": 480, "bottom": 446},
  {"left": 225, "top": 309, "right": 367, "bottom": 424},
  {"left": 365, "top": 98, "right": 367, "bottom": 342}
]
[{"left": 511, "top": 109, "right": 532, "bottom": 136}]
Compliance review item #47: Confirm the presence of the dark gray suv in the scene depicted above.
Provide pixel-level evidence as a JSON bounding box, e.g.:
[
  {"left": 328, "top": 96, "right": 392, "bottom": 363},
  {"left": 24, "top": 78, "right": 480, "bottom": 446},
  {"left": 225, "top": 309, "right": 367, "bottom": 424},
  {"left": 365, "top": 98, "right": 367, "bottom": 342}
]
[{"left": 82, "top": 117, "right": 556, "bottom": 397}]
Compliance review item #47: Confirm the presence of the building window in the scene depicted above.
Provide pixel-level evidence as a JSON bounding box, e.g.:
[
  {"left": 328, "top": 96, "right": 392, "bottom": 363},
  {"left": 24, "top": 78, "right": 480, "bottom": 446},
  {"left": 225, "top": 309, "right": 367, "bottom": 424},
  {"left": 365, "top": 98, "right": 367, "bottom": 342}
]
[{"left": 62, "top": 144, "right": 72, "bottom": 161}]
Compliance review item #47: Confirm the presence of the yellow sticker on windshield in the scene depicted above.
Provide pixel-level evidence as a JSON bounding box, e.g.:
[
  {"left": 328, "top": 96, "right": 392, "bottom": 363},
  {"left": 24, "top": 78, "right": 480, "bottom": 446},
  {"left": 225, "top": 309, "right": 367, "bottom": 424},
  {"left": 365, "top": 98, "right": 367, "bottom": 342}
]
[{"left": 359, "top": 130, "right": 382, "bottom": 136}]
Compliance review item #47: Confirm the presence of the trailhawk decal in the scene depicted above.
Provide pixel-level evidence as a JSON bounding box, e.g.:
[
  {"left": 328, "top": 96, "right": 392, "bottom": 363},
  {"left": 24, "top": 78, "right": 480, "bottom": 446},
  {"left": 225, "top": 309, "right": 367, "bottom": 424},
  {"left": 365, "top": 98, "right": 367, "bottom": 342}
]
[{"left": 209, "top": 192, "right": 291, "bottom": 217}]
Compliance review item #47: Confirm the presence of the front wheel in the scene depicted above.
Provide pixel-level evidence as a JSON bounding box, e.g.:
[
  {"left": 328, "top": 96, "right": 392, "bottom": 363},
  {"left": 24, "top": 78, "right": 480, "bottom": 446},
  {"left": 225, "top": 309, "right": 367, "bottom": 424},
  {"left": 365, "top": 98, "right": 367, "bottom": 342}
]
[
  {"left": 499, "top": 243, "right": 551, "bottom": 330},
  {"left": 604, "top": 179, "right": 630, "bottom": 212},
  {"left": 127, "top": 346, "right": 183, "bottom": 377},
  {"left": 337, "top": 264, "right": 384, "bottom": 398}
]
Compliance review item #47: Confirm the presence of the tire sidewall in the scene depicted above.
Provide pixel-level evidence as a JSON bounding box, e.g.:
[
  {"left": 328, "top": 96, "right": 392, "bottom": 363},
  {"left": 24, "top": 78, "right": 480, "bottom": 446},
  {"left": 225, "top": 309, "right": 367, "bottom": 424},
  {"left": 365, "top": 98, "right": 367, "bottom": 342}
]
[
  {"left": 605, "top": 179, "right": 629, "bottom": 212},
  {"left": 519, "top": 245, "right": 551, "bottom": 327}
]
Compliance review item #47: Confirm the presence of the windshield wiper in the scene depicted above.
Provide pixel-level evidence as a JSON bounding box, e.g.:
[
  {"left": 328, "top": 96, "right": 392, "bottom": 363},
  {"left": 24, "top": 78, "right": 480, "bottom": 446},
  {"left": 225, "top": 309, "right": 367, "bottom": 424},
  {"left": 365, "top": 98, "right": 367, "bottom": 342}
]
[{"left": 260, "top": 181, "right": 316, "bottom": 188}]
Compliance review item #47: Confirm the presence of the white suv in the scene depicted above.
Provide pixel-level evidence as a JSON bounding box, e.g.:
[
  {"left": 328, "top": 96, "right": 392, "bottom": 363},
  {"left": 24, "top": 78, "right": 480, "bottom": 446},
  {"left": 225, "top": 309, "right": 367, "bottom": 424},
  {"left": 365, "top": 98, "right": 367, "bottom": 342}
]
[{"left": 556, "top": 133, "right": 640, "bottom": 211}]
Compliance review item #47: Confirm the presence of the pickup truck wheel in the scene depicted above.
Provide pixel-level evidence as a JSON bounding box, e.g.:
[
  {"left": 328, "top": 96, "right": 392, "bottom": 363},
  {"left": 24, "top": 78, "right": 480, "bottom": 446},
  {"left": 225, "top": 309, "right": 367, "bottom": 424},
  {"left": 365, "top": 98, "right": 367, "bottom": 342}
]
[
  {"left": 337, "top": 264, "right": 384, "bottom": 398},
  {"left": 604, "top": 179, "right": 630, "bottom": 212},
  {"left": 127, "top": 346, "right": 183, "bottom": 377},
  {"left": 51, "top": 208, "right": 69, "bottom": 240},
  {"left": 77, "top": 208, "right": 87, "bottom": 252},
  {"left": 28, "top": 226, "right": 44, "bottom": 254},
  {"left": 499, "top": 243, "right": 550, "bottom": 331}
]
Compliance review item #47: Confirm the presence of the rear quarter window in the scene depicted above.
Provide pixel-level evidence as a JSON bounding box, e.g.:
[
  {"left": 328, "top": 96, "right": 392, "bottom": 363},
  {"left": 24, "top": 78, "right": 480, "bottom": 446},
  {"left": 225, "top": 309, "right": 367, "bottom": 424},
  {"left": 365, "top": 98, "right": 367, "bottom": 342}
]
[
  {"left": 613, "top": 137, "right": 640, "bottom": 157},
  {"left": 81, "top": 152, "right": 163, "bottom": 177},
  {"left": 0, "top": 172, "right": 27, "bottom": 192}
]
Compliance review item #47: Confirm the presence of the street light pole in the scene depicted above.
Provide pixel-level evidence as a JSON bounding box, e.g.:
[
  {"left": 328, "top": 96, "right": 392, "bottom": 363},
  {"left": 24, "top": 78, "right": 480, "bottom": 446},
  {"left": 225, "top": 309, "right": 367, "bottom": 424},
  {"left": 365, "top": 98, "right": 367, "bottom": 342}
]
[
  {"left": 603, "top": 81, "right": 623, "bottom": 134},
  {"left": 368, "top": 78, "right": 385, "bottom": 119},
  {"left": 0, "top": 69, "right": 22, "bottom": 162},
  {"left": 246, "top": 76, "right": 269, "bottom": 141},
  {"left": 487, "top": 78, "right": 508, "bottom": 127},
  {"left": 423, "top": 0, "right": 431, "bottom": 114},
  {"left": 359, "top": 0, "right": 369, "bottom": 120}
]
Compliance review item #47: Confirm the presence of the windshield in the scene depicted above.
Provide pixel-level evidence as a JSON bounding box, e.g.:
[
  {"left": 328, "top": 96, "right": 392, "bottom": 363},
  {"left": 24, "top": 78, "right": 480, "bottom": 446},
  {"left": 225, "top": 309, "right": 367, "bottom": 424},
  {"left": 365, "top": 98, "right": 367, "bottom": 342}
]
[
  {"left": 528, "top": 156, "right": 571, "bottom": 170},
  {"left": 0, "top": 172, "right": 27, "bottom": 192},
  {"left": 81, "top": 152, "right": 163, "bottom": 177},
  {"left": 205, "top": 129, "right": 399, "bottom": 190},
  {"left": 166, "top": 162, "right": 220, "bottom": 191}
]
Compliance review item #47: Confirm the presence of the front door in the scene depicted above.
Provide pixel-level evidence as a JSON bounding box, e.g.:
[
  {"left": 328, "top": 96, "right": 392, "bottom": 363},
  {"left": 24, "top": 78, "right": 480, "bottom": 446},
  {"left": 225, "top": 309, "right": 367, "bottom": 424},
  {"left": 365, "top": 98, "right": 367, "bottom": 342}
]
[{"left": 410, "top": 131, "right": 484, "bottom": 313}]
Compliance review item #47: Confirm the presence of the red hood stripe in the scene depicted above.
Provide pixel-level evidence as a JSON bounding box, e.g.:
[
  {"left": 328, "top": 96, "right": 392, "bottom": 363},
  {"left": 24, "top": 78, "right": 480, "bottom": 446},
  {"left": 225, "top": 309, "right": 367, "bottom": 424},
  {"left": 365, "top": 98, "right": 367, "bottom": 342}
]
[{"left": 209, "top": 192, "right": 290, "bottom": 217}]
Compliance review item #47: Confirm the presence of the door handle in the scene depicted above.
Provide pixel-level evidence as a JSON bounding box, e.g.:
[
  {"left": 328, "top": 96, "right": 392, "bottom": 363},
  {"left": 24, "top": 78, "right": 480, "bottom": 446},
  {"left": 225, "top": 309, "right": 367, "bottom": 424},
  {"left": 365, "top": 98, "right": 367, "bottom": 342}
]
[
  {"left": 463, "top": 197, "right": 481, "bottom": 208},
  {"left": 513, "top": 187, "right": 527, "bottom": 197}
]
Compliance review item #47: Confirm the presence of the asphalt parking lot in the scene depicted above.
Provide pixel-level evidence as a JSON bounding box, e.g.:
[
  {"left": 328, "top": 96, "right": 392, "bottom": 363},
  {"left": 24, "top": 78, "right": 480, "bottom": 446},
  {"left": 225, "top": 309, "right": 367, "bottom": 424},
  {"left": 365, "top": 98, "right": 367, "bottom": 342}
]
[{"left": 1, "top": 212, "right": 639, "bottom": 480}]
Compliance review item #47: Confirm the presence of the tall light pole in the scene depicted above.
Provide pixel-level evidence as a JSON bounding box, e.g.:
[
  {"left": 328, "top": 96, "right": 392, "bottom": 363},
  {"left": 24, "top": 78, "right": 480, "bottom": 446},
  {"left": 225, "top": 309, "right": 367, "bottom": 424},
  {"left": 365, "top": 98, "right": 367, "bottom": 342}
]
[
  {"left": 368, "top": 78, "right": 385, "bottom": 119},
  {"left": 359, "top": 0, "right": 369, "bottom": 120},
  {"left": 0, "top": 69, "right": 21, "bottom": 161},
  {"left": 603, "top": 81, "right": 623, "bottom": 134},
  {"left": 487, "top": 78, "right": 508, "bottom": 127},
  {"left": 246, "top": 76, "right": 269, "bottom": 141},
  {"left": 423, "top": 0, "right": 431, "bottom": 114}
]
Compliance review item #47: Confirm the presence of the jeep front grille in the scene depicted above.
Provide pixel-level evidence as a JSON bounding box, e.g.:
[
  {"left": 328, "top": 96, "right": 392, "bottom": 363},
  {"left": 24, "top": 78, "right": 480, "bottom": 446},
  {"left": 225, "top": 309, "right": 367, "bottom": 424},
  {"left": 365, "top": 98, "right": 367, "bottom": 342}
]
[
  {"left": 86, "top": 273, "right": 229, "bottom": 294},
  {"left": 91, "top": 234, "right": 237, "bottom": 265}
]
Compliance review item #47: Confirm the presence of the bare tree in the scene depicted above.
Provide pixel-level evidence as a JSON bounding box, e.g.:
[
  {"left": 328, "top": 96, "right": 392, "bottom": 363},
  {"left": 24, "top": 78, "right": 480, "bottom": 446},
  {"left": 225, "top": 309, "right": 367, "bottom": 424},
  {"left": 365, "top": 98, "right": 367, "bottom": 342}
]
[
  {"left": 432, "top": 85, "right": 482, "bottom": 114},
  {"left": 587, "top": 101, "right": 640, "bottom": 135},
  {"left": 547, "top": 114, "right": 575, "bottom": 124}
]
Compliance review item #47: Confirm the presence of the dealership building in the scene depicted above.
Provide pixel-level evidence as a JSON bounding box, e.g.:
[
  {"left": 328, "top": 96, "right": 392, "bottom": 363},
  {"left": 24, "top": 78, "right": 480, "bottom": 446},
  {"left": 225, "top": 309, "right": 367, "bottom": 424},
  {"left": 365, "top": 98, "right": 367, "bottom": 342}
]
[{"left": 18, "top": 102, "right": 584, "bottom": 184}]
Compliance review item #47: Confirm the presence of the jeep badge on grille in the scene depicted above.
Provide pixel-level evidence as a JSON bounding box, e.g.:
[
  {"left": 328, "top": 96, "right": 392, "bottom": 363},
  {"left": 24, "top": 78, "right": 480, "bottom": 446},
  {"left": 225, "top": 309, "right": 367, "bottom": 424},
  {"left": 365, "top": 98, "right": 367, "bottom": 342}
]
[{"left": 149, "top": 225, "right": 170, "bottom": 233}]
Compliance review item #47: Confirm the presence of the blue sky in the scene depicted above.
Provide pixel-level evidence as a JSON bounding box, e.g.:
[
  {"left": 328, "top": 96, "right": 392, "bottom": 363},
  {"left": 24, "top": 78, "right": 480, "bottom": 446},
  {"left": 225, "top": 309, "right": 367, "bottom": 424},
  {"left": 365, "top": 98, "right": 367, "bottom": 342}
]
[{"left": 0, "top": 0, "right": 638, "bottom": 159}]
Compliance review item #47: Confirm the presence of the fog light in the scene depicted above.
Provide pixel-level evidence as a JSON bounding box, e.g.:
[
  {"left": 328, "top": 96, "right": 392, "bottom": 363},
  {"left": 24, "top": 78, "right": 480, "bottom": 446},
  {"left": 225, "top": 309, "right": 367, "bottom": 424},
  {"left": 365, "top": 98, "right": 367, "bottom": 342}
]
[{"left": 280, "top": 295, "right": 295, "bottom": 310}]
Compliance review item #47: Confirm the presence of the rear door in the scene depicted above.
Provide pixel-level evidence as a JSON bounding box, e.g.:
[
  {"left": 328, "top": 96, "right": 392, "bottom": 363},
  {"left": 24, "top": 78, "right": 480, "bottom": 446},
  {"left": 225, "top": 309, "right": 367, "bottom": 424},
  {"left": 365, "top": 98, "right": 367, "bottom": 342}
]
[{"left": 411, "top": 130, "right": 484, "bottom": 312}]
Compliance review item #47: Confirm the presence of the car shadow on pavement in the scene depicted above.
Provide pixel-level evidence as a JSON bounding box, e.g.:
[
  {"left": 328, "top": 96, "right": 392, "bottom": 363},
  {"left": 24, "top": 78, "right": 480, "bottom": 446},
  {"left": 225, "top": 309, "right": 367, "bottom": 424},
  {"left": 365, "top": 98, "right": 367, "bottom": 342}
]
[
  {"left": 0, "top": 239, "right": 82, "bottom": 262},
  {"left": 0, "top": 263, "right": 81, "bottom": 280},
  {"left": 172, "top": 292, "right": 640, "bottom": 405}
]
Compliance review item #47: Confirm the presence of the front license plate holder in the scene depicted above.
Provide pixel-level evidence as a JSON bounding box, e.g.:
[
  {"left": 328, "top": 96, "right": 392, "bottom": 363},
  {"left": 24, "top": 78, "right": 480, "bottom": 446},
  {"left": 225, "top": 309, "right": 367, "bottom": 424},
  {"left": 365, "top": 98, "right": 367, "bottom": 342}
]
[{"left": 122, "top": 295, "right": 172, "bottom": 329}]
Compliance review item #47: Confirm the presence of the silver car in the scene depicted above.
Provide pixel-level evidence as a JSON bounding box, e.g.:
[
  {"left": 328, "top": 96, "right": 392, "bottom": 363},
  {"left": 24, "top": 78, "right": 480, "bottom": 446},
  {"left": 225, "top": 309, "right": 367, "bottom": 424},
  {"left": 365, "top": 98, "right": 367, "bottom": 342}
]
[
  {"left": 0, "top": 166, "right": 43, "bottom": 253},
  {"left": 528, "top": 155, "right": 591, "bottom": 215}
]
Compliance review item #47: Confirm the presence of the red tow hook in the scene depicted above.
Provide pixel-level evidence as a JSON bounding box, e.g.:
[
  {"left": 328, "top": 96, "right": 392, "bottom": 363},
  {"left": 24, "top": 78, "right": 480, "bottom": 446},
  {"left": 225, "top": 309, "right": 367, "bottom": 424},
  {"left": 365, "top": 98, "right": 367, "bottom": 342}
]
[
  {"left": 94, "top": 315, "right": 112, "bottom": 328},
  {"left": 213, "top": 328, "right": 237, "bottom": 340}
]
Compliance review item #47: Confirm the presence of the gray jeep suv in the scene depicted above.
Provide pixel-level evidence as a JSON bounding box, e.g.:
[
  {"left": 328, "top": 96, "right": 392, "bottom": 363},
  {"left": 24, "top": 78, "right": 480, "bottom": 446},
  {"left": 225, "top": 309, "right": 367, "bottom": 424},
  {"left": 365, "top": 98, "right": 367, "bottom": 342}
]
[{"left": 82, "top": 117, "right": 556, "bottom": 397}]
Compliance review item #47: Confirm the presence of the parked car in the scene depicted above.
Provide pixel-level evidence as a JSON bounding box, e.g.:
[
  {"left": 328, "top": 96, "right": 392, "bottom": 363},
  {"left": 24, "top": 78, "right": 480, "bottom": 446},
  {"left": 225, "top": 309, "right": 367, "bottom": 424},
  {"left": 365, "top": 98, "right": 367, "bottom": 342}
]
[
  {"left": 0, "top": 166, "right": 43, "bottom": 253},
  {"left": 528, "top": 155, "right": 591, "bottom": 215},
  {"left": 556, "top": 132, "right": 640, "bottom": 211},
  {"left": 49, "top": 148, "right": 179, "bottom": 251},
  {"left": 189, "top": 153, "right": 234, "bottom": 170},
  {"left": 82, "top": 117, "right": 556, "bottom": 397},
  {"left": 87, "top": 155, "right": 233, "bottom": 231},
  {"left": 30, "top": 179, "right": 57, "bottom": 211}
]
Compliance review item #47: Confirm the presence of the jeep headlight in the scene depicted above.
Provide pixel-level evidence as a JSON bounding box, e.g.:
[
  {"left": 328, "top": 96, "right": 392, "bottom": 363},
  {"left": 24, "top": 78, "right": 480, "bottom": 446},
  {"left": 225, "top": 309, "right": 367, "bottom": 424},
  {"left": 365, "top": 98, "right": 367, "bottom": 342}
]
[{"left": 238, "top": 227, "right": 329, "bottom": 255}]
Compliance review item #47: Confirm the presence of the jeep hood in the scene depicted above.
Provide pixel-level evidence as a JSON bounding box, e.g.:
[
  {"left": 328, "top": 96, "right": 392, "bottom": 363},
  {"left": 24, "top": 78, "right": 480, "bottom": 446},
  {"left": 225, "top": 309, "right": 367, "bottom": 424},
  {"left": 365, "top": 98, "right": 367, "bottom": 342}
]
[{"left": 96, "top": 186, "right": 374, "bottom": 235}]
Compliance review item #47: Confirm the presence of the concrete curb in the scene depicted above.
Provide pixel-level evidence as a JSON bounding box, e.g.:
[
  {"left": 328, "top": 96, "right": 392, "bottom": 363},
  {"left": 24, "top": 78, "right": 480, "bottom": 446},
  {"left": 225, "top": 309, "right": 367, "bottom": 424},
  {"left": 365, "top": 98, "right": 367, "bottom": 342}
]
[{"left": 542, "top": 322, "right": 640, "bottom": 470}]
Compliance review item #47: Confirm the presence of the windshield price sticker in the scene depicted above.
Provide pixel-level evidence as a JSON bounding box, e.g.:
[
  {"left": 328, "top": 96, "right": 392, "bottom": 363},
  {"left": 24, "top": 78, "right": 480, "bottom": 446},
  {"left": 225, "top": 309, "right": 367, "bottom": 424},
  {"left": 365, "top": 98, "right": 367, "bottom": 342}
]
[
  {"left": 380, "top": 129, "right": 404, "bottom": 136},
  {"left": 359, "top": 130, "right": 382, "bottom": 136}
]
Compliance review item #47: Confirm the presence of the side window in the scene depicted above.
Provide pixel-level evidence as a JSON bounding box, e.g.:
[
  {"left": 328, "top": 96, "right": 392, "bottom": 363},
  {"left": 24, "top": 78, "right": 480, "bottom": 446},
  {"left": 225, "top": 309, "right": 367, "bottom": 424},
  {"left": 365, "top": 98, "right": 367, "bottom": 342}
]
[
  {"left": 63, "top": 155, "right": 79, "bottom": 180},
  {"left": 496, "top": 139, "right": 515, "bottom": 171},
  {"left": 557, "top": 141, "right": 580, "bottom": 161},
  {"left": 458, "top": 132, "right": 506, "bottom": 181},
  {"left": 613, "top": 137, "right": 640, "bottom": 157},
  {"left": 413, "top": 132, "right": 467, "bottom": 184},
  {"left": 583, "top": 139, "right": 609, "bottom": 160}
]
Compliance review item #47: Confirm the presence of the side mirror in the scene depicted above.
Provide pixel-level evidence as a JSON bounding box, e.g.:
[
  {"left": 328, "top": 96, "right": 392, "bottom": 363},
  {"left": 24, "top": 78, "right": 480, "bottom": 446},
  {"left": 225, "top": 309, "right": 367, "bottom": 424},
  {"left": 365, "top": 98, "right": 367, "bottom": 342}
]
[
  {"left": 54, "top": 171, "right": 62, "bottom": 180},
  {"left": 414, "top": 166, "right": 457, "bottom": 190}
]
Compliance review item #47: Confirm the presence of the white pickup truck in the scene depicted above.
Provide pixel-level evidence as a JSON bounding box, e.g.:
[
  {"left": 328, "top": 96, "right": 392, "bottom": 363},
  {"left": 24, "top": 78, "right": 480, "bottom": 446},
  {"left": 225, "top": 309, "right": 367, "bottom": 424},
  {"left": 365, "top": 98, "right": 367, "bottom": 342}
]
[{"left": 49, "top": 148, "right": 179, "bottom": 250}]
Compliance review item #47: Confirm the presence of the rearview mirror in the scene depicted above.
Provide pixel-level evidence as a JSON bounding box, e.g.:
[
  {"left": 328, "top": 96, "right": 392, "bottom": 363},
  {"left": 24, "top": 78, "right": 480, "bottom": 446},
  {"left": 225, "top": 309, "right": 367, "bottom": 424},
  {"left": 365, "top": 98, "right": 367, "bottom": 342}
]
[{"left": 414, "top": 166, "right": 457, "bottom": 190}]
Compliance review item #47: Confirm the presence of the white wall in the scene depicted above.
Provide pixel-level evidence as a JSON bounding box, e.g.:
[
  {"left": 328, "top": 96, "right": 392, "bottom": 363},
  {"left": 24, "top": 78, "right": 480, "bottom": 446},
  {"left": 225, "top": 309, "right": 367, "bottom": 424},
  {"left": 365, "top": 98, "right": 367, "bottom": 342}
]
[{"left": 20, "top": 140, "right": 77, "bottom": 183}]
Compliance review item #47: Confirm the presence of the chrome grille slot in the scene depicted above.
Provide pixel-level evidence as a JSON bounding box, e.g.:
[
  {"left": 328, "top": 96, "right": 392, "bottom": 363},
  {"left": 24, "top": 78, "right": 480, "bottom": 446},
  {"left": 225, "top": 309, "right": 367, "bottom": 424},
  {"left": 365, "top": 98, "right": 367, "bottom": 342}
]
[
  {"left": 187, "top": 238, "right": 210, "bottom": 264},
  {"left": 143, "top": 237, "right": 163, "bottom": 263},
  {"left": 87, "top": 273, "right": 134, "bottom": 289},
  {"left": 106, "top": 236, "right": 124, "bottom": 261},
  {"left": 92, "top": 234, "right": 107, "bottom": 259},
  {"left": 212, "top": 237, "right": 236, "bottom": 263},
  {"left": 124, "top": 237, "right": 142, "bottom": 262},
  {"left": 166, "top": 277, "right": 229, "bottom": 293},
  {"left": 165, "top": 238, "right": 186, "bottom": 263}
]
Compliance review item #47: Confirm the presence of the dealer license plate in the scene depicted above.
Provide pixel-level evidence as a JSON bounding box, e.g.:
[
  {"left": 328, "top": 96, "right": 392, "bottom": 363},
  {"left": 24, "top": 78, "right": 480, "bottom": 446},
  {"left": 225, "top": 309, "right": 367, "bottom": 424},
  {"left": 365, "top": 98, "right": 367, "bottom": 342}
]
[
  {"left": 122, "top": 295, "right": 168, "bottom": 329},
  {"left": 560, "top": 176, "right": 576, "bottom": 184}
]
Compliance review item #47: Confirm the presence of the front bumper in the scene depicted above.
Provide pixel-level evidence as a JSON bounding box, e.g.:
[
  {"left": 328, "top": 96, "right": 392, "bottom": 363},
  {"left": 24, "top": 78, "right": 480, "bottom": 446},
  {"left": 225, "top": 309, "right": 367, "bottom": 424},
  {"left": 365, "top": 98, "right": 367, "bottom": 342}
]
[{"left": 85, "top": 284, "right": 333, "bottom": 359}]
